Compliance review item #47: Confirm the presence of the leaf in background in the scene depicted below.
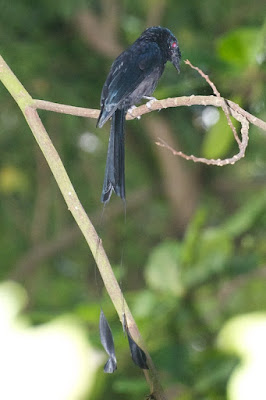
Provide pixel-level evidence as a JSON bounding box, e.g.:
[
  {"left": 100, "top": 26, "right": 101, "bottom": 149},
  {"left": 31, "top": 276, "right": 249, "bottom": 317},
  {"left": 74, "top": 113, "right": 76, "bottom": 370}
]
[
  {"left": 217, "top": 27, "right": 262, "bottom": 68},
  {"left": 182, "top": 207, "right": 207, "bottom": 266},
  {"left": 145, "top": 241, "right": 184, "bottom": 296},
  {"left": 99, "top": 310, "right": 117, "bottom": 373},
  {"left": 0, "top": 166, "right": 29, "bottom": 194},
  {"left": 201, "top": 110, "right": 237, "bottom": 159},
  {"left": 113, "top": 377, "right": 147, "bottom": 395},
  {"left": 221, "top": 189, "right": 266, "bottom": 238},
  {"left": 132, "top": 290, "right": 158, "bottom": 319},
  {"left": 123, "top": 314, "right": 149, "bottom": 370},
  {"left": 184, "top": 228, "right": 233, "bottom": 288}
]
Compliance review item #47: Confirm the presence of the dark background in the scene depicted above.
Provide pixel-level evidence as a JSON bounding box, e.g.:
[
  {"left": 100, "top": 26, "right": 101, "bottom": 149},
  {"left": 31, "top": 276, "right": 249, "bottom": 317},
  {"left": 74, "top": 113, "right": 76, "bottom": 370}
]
[{"left": 0, "top": 1, "right": 266, "bottom": 399}]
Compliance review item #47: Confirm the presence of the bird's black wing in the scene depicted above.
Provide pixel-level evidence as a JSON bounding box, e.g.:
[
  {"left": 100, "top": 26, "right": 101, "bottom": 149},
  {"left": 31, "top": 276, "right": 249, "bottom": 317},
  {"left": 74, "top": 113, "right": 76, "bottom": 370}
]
[{"left": 97, "top": 42, "right": 162, "bottom": 127}]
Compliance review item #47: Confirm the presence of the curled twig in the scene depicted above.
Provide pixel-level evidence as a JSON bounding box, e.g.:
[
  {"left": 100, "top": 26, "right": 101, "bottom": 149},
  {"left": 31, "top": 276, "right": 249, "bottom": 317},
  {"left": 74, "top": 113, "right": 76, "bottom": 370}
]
[
  {"left": 156, "top": 60, "right": 251, "bottom": 166},
  {"left": 185, "top": 59, "right": 241, "bottom": 146},
  {"left": 156, "top": 98, "right": 250, "bottom": 166}
]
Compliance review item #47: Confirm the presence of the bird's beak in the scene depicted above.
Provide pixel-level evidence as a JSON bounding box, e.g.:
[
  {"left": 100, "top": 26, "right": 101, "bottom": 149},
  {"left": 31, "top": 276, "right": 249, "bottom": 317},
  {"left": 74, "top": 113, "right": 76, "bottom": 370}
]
[{"left": 172, "top": 48, "right": 181, "bottom": 73}]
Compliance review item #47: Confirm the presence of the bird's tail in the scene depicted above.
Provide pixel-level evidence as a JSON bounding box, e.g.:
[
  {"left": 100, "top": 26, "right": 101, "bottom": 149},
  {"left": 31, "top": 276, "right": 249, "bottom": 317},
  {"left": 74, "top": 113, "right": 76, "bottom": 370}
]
[{"left": 101, "top": 109, "right": 126, "bottom": 203}]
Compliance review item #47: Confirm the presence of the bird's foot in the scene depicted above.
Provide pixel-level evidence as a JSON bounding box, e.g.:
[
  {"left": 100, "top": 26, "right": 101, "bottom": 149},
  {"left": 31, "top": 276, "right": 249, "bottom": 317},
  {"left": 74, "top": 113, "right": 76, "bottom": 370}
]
[
  {"left": 144, "top": 96, "right": 157, "bottom": 109},
  {"left": 128, "top": 105, "right": 141, "bottom": 120}
]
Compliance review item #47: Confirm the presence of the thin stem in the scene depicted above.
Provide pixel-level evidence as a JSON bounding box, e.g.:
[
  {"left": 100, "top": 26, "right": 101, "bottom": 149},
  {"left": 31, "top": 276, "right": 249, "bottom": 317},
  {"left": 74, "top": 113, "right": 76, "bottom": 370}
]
[{"left": 0, "top": 55, "right": 165, "bottom": 400}]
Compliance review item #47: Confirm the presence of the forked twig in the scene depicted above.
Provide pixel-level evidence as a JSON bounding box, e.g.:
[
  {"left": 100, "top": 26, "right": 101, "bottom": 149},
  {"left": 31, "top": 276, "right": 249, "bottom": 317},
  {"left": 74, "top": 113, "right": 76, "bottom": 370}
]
[{"left": 156, "top": 60, "right": 252, "bottom": 165}]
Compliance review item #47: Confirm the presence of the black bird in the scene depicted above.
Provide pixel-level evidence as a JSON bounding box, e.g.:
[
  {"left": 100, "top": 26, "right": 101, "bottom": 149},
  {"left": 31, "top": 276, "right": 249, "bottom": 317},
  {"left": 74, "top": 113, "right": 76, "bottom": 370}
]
[{"left": 97, "top": 26, "right": 181, "bottom": 203}]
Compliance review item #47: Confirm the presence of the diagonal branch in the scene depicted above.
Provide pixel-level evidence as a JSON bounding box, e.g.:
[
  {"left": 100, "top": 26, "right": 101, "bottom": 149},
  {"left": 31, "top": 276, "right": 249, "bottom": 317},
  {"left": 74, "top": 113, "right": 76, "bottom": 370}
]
[{"left": 0, "top": 55, "right": 165, "bottom": 400}]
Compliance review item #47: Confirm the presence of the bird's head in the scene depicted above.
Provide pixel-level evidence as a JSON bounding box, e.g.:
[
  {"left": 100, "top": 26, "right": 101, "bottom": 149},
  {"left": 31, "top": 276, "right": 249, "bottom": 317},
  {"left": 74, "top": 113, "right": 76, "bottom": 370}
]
[
  {"left": 162, "top": 28, "right": 181, "bottom": 72},
  {"left": 168, "top": 34, "right": 181, "bottom": 72},
  {"left": 142, "top": 27, "right": 181, "bottom": 72}
]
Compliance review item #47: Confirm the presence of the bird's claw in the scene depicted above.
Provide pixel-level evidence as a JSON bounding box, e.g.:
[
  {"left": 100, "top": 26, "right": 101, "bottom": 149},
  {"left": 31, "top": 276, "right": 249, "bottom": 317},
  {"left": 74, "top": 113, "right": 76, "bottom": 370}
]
[
  {"left": 128, "top": 105, "right": 141, "bottom": 120},
  {"left": 144, "top": 96, "right": 157, "bottom": 109}
]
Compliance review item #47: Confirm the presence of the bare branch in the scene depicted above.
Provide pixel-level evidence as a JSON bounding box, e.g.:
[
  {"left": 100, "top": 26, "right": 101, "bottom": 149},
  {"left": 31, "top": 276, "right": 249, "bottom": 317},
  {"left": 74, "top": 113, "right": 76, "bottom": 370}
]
[
  {"left": 126, "top": 95, "right": 266, "bottom": 131},
  {"left": 34, "top": 95, "right": 266, "bottom": 131},
  {"left": 227, "top": 100, "right": 266, "bottom": 131},
  {"left": 35, "top": 99, "right": 99, "bottom": 119},
  {"left": 185, "top": 59, "right": 221, "bottom": 97},
  {"left": 34, "top": 92, "right": 265, "bottom": 167}
]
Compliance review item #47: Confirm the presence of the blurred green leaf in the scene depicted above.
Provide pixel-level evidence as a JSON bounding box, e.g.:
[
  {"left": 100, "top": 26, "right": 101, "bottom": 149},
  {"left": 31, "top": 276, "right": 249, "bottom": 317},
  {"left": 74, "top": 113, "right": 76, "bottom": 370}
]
[
  {"left": 197, "top": 229, "right": 233, "bottom": 264},
  {"left": 222, "top": 190, "right": 266, "bottom": 237},
  {"left": 185, "top": 228, "right": 233, "bottom": 287},
  {"left": 113, "top": 378, "right": 147, "bottom": 395},
  {"left": 217, "top": 27, "right": 263, "bottom": 68},
  {"left": 153, "top": 343, "right": 189, "bottom": 379},
  {"left": 145, "top": 240, "right": 184, "bottom": 296},
  {"left": 194, "top": 353, "right": 237, "bottom": 393},
  {"left": 201, "top": 111, "right": 238, "bottom": 159},
  {"left": 0, "top": 165, "right": 29, "bottom": 194},
  {"left": 182, "top": 207, "right": 207, "bottom": 266},
  {"left": 131, "top": 289, "right": 158, "bottom": 318}
]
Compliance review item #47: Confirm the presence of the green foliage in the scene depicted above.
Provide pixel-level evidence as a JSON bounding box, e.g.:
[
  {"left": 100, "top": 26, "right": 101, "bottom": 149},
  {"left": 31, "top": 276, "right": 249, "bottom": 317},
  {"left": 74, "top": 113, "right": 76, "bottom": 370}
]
[
  {"left": 217, "top": 27, "right": 263, "bottom": 69},
  {"left": 145, "top": 240, "right": 184, "bottom": 296},
  {"left": 222, "top": 189, "right": 266, "bottom": 237}
]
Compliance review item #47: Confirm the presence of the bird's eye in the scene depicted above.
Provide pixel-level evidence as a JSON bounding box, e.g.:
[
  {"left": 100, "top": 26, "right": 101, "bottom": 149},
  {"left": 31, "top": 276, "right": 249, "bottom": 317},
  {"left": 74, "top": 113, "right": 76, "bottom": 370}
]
[{"left": 171, "top": 42, "right": 177, "bottom": 48}]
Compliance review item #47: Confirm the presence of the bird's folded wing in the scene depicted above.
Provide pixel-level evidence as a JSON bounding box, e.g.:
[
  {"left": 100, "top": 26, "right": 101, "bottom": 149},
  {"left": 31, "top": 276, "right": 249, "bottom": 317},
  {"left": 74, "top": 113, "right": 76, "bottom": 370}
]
[{"left": 98, "top": 42, "right": 162, "bottom": 125}]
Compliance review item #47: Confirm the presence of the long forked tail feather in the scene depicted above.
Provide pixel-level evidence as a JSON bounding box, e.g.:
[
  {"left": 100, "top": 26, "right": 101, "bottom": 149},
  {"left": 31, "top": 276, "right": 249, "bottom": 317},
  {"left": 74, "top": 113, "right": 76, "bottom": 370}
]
[{"left": 101, "top": 109, "right": 126, "bottom": 203}]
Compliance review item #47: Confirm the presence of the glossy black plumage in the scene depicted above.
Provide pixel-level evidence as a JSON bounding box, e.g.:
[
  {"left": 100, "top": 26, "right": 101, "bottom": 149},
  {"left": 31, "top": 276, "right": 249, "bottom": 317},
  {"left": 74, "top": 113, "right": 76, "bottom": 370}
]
[
  {"left": 123, "top": 313, "right": 149, "bottom": 370},
  {"left": 99, "top": 309, "right": 117, "bottom": 373},
  {"left": 97, "top": 26, "right": 181, "bottom": 203}
]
